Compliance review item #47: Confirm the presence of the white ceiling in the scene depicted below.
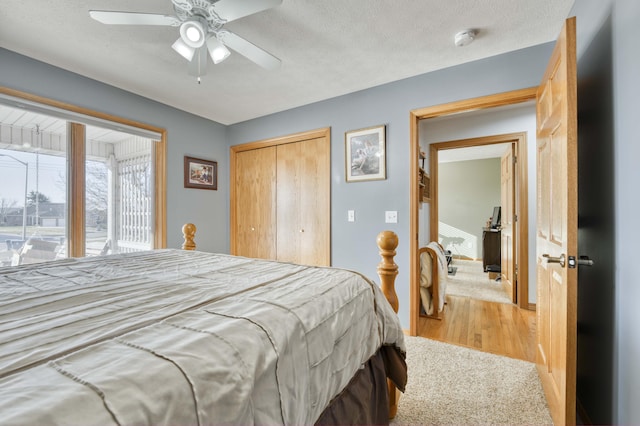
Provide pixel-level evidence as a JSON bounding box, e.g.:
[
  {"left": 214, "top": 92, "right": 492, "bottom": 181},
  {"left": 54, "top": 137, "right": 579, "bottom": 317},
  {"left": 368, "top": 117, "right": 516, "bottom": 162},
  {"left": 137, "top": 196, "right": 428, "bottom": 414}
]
[{"left": 0, "top": 0, "right": 574, "bottom": 125}]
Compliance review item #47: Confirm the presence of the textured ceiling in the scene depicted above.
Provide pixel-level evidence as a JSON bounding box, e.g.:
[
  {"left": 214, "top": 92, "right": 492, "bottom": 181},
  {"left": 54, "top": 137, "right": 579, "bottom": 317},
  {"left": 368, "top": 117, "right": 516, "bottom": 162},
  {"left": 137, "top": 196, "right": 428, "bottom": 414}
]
[{"left": 0, "top": 0, "right": 574, "bottom": 125}]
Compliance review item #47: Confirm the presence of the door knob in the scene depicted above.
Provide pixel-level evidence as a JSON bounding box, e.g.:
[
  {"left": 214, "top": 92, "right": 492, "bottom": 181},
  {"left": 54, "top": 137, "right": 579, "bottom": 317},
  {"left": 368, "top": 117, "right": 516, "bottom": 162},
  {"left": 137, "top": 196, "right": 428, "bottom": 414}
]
[
  {"left": 542, "top": 253, "right": 565, "bottom": 267},
  {"left": 567, "top": 255, "right": 594, "bottom": 268},
  {"left": 578, "top": 256, "right": 594, "bottom": 266}
]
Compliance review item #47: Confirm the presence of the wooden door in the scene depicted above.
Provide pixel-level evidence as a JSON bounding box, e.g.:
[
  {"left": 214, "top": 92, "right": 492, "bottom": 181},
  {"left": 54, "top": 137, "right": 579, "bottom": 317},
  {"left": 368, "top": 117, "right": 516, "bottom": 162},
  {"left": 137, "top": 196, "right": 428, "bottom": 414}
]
[
  {"left": 535, "top": 17, "right": 578, "bottom": 426},
  {"left": 276, "top": 137, "right": 330, "bottom": 266},
  {"left": 501, "top": 144, "right": 516, "bottom": 302},
  {"left": 233, "top": 147, "right": 277, "bottom": 259}
]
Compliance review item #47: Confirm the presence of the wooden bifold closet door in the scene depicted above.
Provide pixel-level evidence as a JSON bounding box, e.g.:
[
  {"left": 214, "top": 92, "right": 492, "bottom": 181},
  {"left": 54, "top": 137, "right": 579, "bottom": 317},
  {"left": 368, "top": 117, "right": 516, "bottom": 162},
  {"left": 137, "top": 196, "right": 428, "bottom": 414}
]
[
  {"left": 234, "top": 146, "right": 277, "bottom": 260},
  {"left": 231, "top": 128, "right": 330, "bottom": 266}
]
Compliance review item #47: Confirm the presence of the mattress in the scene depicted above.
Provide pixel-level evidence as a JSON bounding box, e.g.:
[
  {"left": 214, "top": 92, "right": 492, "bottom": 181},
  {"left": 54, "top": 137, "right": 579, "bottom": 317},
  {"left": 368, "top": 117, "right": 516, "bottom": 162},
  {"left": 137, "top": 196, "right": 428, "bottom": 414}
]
[{"left": 0, "top": 249, "right": 405, "bottom": 425}]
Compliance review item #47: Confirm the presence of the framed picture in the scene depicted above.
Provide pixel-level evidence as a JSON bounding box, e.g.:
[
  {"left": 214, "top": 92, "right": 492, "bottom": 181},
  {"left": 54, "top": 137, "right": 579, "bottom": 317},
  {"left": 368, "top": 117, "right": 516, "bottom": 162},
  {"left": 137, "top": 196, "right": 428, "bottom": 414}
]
[
  {"left": 345, "top": 125, "right": 386, "bottom": 182},
  {"left": 184, "top": 156, "right": 217, "bottom": 190}
]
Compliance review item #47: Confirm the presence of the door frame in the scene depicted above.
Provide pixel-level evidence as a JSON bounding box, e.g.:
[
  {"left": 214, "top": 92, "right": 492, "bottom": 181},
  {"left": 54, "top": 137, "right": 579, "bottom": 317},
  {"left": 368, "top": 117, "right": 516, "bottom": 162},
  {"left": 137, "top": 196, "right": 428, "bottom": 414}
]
[
  {"left": 409, "top": 88, "right": 537, "bottom": 336},
  {"left": 429, "top": 133, "right": 525, "bottom": 302}
]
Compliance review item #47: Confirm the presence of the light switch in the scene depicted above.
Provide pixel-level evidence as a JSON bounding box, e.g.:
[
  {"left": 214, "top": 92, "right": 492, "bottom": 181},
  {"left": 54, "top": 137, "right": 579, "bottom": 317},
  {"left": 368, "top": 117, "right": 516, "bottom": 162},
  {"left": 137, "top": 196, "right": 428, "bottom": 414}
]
[
  {"left": 385, "top": 210, "right": 398, "bottom": 223},
  {"left": 348, "top": 210, "right": 355, "bottom": 222}
]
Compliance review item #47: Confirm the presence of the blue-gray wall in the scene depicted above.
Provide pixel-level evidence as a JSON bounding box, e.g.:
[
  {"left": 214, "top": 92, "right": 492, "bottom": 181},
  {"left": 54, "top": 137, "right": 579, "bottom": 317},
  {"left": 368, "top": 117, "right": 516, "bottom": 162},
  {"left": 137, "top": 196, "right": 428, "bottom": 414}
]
[
  {"left": 611, "top": 0, "right": 640, "bottom": 421},
  {"left": 227, "top": 44, "right": 553, "bottom": 330},
  {"left": 0, "top": 48, "right": 229, "bottom": 254}
]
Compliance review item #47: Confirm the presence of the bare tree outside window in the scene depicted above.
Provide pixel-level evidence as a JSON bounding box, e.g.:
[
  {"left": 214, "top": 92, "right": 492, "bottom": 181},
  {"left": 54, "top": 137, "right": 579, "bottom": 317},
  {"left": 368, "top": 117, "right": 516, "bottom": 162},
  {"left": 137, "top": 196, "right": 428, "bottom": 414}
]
[
  {"left": 0, "top": 198, "right": 18, "bottom": 224},
  {"left": 86, "top": 161, "right": 109, "bottom": 228}
]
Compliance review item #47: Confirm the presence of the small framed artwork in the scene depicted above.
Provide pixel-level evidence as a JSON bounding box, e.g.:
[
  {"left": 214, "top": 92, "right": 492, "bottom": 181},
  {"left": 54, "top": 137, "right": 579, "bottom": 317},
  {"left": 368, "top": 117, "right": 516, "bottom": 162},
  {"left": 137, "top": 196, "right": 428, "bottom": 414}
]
[
  {"left": 345, "top": 124, "right": 386, "bottom": 182},
  {"left": 184, "top": 156, "right": 217, "bottom": 190}
]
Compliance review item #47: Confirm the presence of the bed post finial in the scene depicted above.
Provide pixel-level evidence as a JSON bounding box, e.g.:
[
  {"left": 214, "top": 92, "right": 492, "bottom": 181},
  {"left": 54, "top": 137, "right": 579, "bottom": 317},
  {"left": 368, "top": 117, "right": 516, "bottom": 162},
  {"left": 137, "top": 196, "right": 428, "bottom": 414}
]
[
  {"left": 182, "top": 223, "right": 196, "bottom": 250},
  {"left": 376, "top": 230, "right": 399, "bottom": 313}
]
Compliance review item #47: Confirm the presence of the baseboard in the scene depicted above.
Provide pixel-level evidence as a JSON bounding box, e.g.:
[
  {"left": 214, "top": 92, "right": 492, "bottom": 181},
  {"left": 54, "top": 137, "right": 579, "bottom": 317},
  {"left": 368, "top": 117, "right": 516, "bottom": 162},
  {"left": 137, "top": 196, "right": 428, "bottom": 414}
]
[{"left": 527, "top": 303, "right": 536, "bottom": 311}]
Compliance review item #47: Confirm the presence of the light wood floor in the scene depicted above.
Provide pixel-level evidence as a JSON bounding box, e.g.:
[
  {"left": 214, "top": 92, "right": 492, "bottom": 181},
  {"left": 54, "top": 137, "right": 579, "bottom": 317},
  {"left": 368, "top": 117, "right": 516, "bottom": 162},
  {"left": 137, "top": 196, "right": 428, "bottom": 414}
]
[{"left": 417, "top": 295, "right": 537, "bottom": 363}]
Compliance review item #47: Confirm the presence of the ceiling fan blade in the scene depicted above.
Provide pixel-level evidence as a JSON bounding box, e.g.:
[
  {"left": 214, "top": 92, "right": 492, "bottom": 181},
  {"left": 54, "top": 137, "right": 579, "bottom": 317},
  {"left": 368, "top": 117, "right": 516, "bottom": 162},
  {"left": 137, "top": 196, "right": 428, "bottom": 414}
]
[
  {"left": 188, "top": 46, "right": 209, "bottom": 78},
  {"left": 89, "top": 11, "right": 181, "bottom": 26},
  {"left": 218, "top": 30, "right": 281, "bottom": 70},
  {"left": 210, "top": 0, "right": 282, "bottom": 23}
]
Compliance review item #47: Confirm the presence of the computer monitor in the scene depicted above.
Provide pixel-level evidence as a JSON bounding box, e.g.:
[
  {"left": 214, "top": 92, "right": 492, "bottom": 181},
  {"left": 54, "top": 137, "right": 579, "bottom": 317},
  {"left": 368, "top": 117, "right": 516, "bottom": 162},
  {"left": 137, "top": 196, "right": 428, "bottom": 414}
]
[{"left": 490, "top": 206, "right": 501, "bottom": 229}]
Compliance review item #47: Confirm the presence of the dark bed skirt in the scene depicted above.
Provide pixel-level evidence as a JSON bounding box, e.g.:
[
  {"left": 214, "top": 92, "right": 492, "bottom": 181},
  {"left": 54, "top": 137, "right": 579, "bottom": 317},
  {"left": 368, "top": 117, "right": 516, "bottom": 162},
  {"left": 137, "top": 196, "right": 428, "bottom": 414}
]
[{"left": 315, "top": 345, "right": 407, "bottom": 425}]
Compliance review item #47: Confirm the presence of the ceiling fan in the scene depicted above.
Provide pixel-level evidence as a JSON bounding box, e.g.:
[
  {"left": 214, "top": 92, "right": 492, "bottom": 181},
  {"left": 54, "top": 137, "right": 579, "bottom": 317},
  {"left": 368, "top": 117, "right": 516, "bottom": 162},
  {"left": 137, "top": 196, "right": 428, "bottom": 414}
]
[{"left": 89, "top": 0, "right": 282, "bottom": 80}]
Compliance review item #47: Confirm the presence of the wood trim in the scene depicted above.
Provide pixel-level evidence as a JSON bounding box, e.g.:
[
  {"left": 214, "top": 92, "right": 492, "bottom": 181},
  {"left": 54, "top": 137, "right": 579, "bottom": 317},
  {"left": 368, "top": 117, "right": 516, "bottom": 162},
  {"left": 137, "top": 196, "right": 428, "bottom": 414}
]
[
  {"left": 409, "top": 113, "right": 420, "bottom": 336},
  {"left": 68, "top": 123, "right": 85, "bottom": 258},
  {"left": 0, "top": 87, "right": 165, "bottom": 135},
  {"left": 428, "top": 144, "right": 439, "bottom": 245},
  {"left": 409, "top": 88, "right": 537, "bottom": 336},
  {"left": 154, "top": 137, "right": 167, "bottom": 248},
  {"left": 230, "top": 127, "right": 331, "bottom": 153},
  {"left": 229, "top": 143, "right": 238, "bottom": 255},
  {"left": 516, "top": 133, "right": 530, "bottom": 310},
  {"left": 411, "top": 87, "right": 538, "bottom": 119}
]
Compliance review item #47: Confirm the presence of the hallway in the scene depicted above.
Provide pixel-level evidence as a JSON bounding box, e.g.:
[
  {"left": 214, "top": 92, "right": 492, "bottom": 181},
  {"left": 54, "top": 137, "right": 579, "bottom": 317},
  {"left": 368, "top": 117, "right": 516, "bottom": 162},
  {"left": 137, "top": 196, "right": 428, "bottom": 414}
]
[{"left": 418, "top": 294, "right": 536, "bottom": 362}]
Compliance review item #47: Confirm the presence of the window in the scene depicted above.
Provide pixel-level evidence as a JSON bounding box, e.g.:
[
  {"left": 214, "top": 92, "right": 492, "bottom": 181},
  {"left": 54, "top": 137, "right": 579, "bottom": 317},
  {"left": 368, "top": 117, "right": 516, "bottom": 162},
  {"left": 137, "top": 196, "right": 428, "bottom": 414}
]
[
  {"left": 0, "top": 142, "right": 67, "bottom": 266},
  {"left": 0, "top": 88, "right": 166, "bottom": 267}
]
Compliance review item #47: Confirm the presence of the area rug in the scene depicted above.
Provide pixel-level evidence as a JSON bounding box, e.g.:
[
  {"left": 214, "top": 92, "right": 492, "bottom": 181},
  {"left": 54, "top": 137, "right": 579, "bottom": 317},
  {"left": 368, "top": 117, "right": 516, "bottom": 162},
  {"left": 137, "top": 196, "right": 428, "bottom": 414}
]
[
  {"left": 392, "top": 336, "right": 552, "bottom": 425},
  {"left": 445, "top": 259, "right": 511, "bottom": 305}
]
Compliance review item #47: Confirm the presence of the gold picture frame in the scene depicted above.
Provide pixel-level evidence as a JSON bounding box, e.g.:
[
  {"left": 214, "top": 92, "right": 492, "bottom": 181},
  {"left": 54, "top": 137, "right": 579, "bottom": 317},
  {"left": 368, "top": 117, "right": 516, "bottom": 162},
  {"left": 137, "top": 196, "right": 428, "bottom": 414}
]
[{"left": 184, "top": 156, "right": 217, "bottom": 190}]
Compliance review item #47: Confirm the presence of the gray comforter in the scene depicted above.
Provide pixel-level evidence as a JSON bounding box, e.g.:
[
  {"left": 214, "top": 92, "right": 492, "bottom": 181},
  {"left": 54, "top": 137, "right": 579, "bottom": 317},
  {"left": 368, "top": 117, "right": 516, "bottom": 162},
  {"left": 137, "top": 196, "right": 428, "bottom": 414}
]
[{"left": 0, "top": 249, "right": 405, "bottom": 425}]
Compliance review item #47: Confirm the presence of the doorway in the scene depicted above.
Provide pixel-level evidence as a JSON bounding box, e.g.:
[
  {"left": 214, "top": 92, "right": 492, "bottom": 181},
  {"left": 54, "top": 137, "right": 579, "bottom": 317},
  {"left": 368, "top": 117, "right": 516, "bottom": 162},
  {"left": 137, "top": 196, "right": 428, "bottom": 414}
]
[
  {"left": 430, "top": 133, "right": 525, "bottom": 306},
  {"left": 409, "top": 88, "right": 537, "bottom": 336}
]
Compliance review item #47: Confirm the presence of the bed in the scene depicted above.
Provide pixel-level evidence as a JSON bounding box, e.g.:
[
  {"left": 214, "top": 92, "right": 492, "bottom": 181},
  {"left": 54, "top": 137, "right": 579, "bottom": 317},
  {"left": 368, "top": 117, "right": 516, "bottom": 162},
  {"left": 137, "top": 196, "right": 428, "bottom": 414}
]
[
  {"left": 0, "top": 225, "right": 406, "bottom": 425},
  {"left": 418, "top": 241, "right": 449, "bottom": 319}
]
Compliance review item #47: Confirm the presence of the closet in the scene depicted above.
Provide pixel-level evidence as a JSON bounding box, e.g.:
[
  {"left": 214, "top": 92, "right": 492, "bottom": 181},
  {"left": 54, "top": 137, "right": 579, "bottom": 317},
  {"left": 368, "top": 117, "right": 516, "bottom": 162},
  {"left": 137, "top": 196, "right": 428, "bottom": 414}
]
[{"left": 230, "top": 128, "right": 330, "bottom": 266}]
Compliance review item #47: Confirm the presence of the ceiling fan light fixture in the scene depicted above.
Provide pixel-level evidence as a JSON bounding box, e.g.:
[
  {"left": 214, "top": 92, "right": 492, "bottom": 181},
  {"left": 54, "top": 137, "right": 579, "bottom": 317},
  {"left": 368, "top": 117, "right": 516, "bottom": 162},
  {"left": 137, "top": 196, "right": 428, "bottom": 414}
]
[
  {"left": 207, "top": 37, "right": 231, "bottom": 64},
  {"left": 180, "top": 19, "right": 206, "bottom": 48},
  {"left": 172, "top": 37, "right": 196, "bottom": 61}
]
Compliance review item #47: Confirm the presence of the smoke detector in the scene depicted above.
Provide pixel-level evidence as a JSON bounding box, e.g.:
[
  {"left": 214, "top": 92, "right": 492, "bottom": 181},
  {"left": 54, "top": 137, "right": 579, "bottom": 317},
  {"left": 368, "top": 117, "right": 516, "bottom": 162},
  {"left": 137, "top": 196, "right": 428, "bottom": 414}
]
[{"left": 454, "top": 29, "right": 478, "bottom": 47}]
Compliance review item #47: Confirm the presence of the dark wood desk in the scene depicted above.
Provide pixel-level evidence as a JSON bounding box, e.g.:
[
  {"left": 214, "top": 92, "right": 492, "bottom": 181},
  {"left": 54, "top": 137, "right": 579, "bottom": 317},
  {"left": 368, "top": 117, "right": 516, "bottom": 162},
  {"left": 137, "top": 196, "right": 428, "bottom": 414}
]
[{"left": 482, "top": 228, "right": 501, "bottom": 272}]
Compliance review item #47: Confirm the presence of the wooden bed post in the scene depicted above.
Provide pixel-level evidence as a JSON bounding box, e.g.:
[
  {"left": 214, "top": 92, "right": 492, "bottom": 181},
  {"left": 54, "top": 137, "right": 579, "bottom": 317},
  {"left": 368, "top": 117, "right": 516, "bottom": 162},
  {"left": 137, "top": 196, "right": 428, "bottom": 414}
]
[
  {"left": 377, "top": 230, "right": 399, "bottom": 312},
  {"left": 182, "top": 223, "right": 196, "bottom": 250},
  {"left": 376, "top": 230, "right": 401, "bottom": 419}
]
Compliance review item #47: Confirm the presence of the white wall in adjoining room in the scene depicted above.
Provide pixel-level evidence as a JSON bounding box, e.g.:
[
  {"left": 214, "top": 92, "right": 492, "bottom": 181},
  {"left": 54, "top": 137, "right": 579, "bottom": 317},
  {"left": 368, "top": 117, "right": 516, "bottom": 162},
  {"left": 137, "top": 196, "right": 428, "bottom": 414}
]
[{"left": 438, "top": 157, "right": 501, "bottom": 260}]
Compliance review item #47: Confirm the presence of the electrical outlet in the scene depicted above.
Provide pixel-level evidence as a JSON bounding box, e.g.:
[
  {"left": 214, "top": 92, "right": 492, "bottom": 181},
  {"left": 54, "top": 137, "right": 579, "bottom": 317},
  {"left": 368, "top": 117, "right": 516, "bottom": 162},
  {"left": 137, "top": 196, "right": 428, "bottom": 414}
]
[
  {"left": 347, "top": 210, "right": 355, "bottom": 222},
  {"left": 385, "top": 210, "right": 398, "bottom": 224}
]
